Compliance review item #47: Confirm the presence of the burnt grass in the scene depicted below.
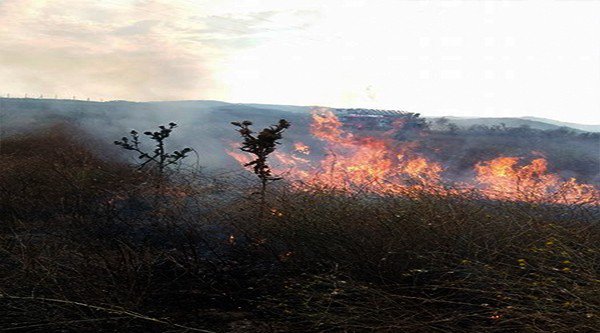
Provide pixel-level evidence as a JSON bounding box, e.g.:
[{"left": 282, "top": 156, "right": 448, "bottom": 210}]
[{"left": 1, "top": 127, "right": 599, "bottom": 332}]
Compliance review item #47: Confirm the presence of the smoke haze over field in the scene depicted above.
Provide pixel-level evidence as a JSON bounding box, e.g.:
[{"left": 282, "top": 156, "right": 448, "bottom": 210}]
[
  {"left": 1, "top": 0, "right": 599, "bottom": 123},
  {"left": 1, "top": 98, "right": 598, "bottom": 189},
  {"left": 2, "top": 2, "right": 600, "bottom": 328}
]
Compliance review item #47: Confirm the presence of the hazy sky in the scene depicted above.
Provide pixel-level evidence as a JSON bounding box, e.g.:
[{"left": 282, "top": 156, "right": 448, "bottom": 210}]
[{"left": 1, "top": 0, "right": 599, "bottom": 123}]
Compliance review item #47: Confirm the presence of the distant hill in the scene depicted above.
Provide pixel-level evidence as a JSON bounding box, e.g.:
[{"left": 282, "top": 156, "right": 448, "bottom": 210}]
[
  {"left": 521, "top": 116, "right": 600, "bottom": 133},
  {"left": 1, "top": 98, "right": 598, "bottom": 183},
  {"left": 0, "top": 98, "right": 317, "bottom": 168},
  {"left": 2, "top": 97, "right": 596, "bottom": 133},
  {"left": 426, "top": 116, "right": 597, "bottom": 133}
]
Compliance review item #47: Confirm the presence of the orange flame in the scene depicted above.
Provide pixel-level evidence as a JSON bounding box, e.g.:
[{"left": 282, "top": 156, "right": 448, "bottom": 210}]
[
  {"left": 294, "top": 142, "right": 310, "bottom": 155},
  {"left": 475, "top": 157, "right": 598, "bottom": 204},
  {"left": 227, "top": 109, "right": 599, "bottom": 205},
  {"left": 265, "top": 109, "right": 443, "bottom": 194},
  {"left": 226, "top": 141, "right": 253, "bottom": 166}
]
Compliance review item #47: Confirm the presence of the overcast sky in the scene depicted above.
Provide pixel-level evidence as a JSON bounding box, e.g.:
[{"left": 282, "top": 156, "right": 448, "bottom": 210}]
[{"left": 1, "top": 0, "right": 599, "bottom": 123}]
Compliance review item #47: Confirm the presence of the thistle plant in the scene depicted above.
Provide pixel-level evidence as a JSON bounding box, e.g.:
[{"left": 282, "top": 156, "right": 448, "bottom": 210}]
[
  {"left": 232, "top": 119, "right": 290, "bottom": 204},
  {"left": 114, "top": 122, "right": 191, "bottom": 177}
]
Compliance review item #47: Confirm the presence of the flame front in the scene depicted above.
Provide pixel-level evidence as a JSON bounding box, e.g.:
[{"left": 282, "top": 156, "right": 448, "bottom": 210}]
[
  {"left": 253, "top": 109, "right": 443, "bottom": 194},
  {"left": 475, "top": 157, "right": 598, "bottom": 204},
  {"left": 228, "top": 109, "right": 599, "bottom": 205}
]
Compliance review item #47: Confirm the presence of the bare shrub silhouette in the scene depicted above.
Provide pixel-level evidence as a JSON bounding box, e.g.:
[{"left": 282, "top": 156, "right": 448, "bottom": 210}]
[
  {"left": 231, "top": 119, "right": 290, "bottom": 204},
  {"left": 114, "top": 122, "right": 191, "bottom": 177}
]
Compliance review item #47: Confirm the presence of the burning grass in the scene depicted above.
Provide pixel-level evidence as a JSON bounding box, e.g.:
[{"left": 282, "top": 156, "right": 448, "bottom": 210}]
[
  {"left": 1, "top": 127, "right": 599, "bottom": 332},
  {"left": 229, "top": 109, "right": 600, "bottom": 206}
]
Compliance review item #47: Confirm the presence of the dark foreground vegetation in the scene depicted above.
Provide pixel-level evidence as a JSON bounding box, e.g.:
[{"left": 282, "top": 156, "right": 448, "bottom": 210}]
[{"left": 1, "top": 126, "right": 599, "bottom": 332}]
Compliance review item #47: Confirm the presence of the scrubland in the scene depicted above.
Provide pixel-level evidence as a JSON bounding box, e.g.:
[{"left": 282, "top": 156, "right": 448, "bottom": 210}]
[{"left": 1, "top": 126, "right": 599, "bottom": 332}]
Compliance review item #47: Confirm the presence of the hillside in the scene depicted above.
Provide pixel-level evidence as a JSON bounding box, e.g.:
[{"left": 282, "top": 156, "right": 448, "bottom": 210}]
[
  {"left": 427, "top": 116, "right": 596, "bottom": 132},
  {"left": 2, "top": 98, "right": 597, "bottom": 133},
  {"left": 0, "top": 98, "right": 312, "bottom": 133},
  {"left": 0, "top": 98, "right": 315, "bottom": 168},
  {"left": 1, "top": 98, "right": 599, "bottom": 184},
  {"left": 1, "top": 98, "right": 599, "bottom": 332},
  {"left": 522, "top": 116, "right": 600, "bottom": 133}
]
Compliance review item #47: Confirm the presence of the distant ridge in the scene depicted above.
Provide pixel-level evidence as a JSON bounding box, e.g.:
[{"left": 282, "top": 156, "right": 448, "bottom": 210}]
[
  {"left": 426, "top": 116, "right": 599, "bottom": 133},
  {"left": 1, "top": 97, "right": 597, "bottom": 133},
  {"left": 521, "top": 116, "right": 600, "bottom": 133}
]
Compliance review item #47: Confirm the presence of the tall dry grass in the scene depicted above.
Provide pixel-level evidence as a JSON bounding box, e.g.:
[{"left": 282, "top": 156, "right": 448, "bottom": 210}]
[{"left": 1, "top": 127, "right": 598, "bottom": 332}]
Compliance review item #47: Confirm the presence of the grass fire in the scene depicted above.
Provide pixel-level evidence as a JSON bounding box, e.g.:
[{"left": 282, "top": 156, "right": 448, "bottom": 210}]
[
  {"left": 1, "top": 99, "right": 599, "bottom": 332},
  {"left": 3, "top": 2, "right": 599, "bottom": 331},
  {"left": 229, "top": 109, "right": 599, "bottom": 206}
]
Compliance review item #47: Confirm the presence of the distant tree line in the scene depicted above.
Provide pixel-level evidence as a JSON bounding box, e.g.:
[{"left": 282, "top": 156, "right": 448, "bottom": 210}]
[{"left": 431, "top": 117, "right": 599, "bottom": 140}]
